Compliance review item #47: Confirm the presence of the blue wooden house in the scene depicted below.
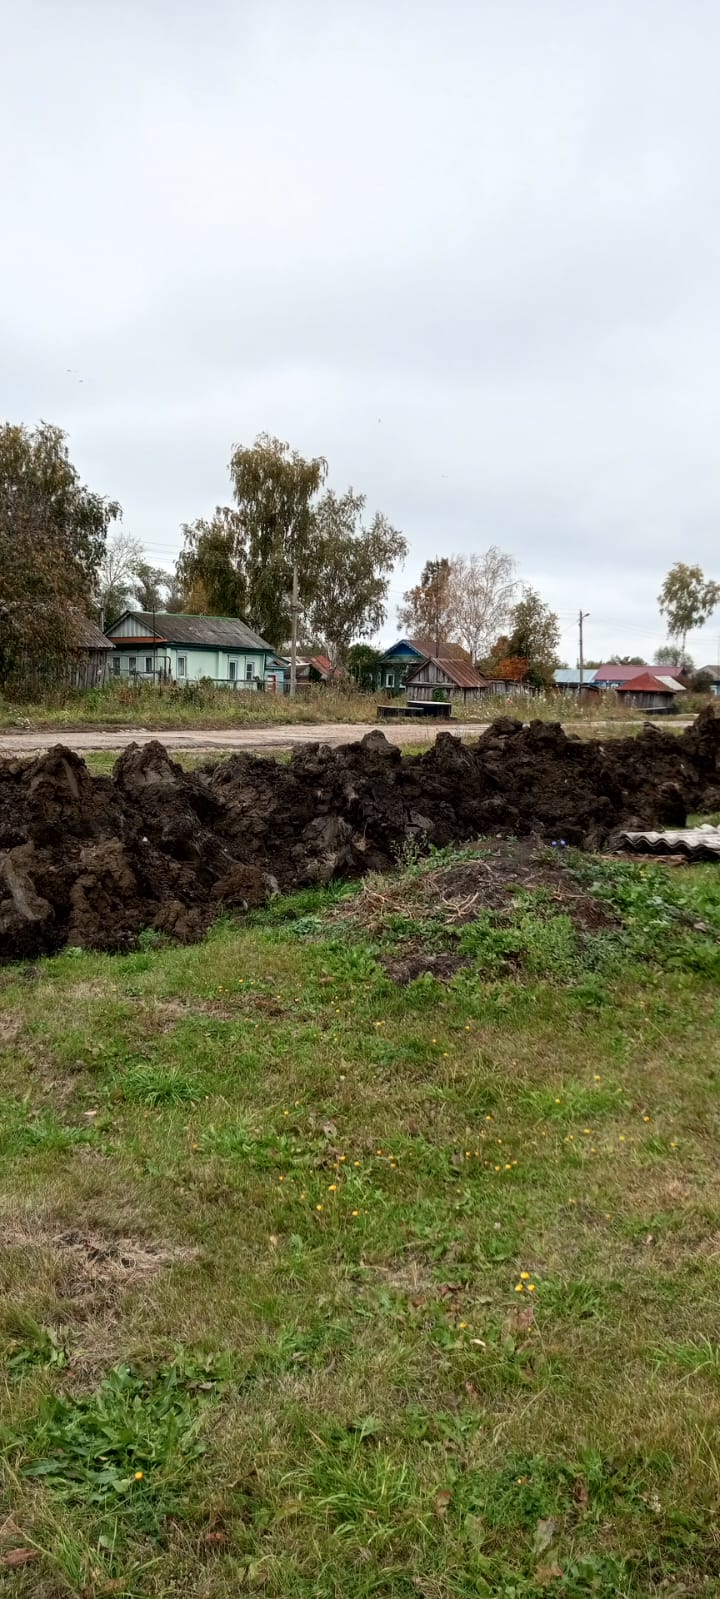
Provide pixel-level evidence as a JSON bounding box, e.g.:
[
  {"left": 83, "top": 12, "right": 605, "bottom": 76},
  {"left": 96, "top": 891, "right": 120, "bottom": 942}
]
[{"left": 377, "top": 636, "right": 469, "bottom": 690}]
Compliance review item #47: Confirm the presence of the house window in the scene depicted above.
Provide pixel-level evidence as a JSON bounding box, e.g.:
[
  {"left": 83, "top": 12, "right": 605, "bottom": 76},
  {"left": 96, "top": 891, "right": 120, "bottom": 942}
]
[
  {"left": 246, "top": 662, "right": 254, "bottom": 681},
  {"left": 112, "top": 657, "right": 120, "bottom": 676},
  {"left": 145, "top": 656, "right": 153, "bottom": 675},
  {"left": 386, "top": 672, "right": 394, "bottom": 688},
  {"left": 228, "top": 661, "right": 237, "bottom": 682},
  {"left": 128, "top": 656, "right": 137, "bottom": 673},
  {"left": 177, "top": 656, "right": 187, "bottom": 679}
]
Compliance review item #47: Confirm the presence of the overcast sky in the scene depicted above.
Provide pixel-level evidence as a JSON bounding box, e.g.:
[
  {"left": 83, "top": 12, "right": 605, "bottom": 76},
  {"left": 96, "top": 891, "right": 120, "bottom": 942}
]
[{"left": 3, "top": 0, "right": 720, "bottom": 664}]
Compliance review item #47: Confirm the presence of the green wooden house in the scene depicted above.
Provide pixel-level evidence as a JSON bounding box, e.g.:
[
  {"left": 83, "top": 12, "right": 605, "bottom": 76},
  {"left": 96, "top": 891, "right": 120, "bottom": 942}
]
[{"left": 105, "top": 611, "right": 281, "bottom": 688}]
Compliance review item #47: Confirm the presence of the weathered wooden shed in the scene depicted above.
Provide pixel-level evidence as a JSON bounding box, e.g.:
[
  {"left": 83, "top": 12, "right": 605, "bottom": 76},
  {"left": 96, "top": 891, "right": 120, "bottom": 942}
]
[
  {"left": 405, "top": 656, "right": 491, "bottom": 704},
  {"left": 615, "top": 673, "right": 687, "bottom": 712}
]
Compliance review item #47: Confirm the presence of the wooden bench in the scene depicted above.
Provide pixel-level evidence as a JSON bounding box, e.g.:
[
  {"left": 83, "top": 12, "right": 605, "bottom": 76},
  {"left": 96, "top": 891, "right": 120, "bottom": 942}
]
[{"left": 377, "top": 701, "right": 452, "bottom": 721}]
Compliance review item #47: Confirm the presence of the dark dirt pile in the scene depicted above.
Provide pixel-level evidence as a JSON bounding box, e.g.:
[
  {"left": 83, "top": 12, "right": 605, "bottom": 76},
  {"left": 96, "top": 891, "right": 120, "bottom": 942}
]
[{"left": 1, "top": 708, "right": 719, "bottom": 961}]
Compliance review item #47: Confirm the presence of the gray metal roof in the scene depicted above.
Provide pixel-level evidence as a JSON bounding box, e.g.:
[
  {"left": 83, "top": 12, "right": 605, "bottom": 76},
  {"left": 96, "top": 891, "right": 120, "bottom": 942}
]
[
  {"left": 554, "top": 668, "right": 594, "bottom": 685},
  {"left": 120, "top": 611, "right": 274, "bottom": 651}
]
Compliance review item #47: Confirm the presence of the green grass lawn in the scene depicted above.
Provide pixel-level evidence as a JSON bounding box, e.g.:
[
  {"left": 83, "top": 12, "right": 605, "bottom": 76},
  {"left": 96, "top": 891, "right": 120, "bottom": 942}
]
[{"left": 1, "top": 843, "right": 719, "bottom": 1597}]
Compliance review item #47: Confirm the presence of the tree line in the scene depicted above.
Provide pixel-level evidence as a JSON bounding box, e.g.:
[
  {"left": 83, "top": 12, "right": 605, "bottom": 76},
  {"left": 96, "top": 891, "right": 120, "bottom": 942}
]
[{"left": 0, "top": 419, "right": 718, "bottom": 688}]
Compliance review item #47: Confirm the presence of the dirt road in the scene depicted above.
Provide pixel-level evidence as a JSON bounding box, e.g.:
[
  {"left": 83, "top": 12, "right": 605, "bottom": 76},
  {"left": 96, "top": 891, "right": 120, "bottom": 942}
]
[
  {"left": 0, "top": 718, "right": 695, "bottom": 760},
  {"left": 0, "top": 719, "right": 496, "bottom": 758}
]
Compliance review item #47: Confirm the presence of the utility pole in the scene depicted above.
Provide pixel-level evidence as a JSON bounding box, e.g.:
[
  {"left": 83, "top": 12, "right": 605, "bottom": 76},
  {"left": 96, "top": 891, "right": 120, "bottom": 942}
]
[
  {"left": 578, "top": 609, "right": 590, "bottom": 688},
  {"left": 290, "top": 560, "right": 299, "bottom": 696}
]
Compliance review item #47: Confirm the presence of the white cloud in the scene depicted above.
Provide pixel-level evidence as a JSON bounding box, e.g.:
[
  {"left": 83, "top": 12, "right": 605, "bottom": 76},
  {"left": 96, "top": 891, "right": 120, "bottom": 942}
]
[{"left": 2, "top": 0, "right": 720, "bottom": 661}]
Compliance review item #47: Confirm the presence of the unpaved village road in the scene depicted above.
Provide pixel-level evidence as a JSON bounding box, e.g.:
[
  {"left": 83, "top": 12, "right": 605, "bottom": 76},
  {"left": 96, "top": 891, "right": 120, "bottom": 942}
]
[
  {"left": 0, "top": 718, "right": 692, "bottom": 758},
  {"left": 0, "top": 720, "right": 492, "bottom": 757}
]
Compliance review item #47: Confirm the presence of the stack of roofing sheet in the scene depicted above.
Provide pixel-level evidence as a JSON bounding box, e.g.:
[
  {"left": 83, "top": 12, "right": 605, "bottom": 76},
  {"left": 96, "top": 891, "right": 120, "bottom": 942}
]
[{"left": 618, "top": 827, "right": 720, "bottom": 860}]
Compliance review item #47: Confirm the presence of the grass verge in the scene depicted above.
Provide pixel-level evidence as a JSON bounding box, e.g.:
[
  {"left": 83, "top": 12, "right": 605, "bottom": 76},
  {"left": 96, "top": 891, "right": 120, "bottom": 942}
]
[
  {"left": 1, "top": 679, "right": 707, "bottom": 733},
  {"left": 0, "top": 843, "right": 719, "bottom": 1595}
]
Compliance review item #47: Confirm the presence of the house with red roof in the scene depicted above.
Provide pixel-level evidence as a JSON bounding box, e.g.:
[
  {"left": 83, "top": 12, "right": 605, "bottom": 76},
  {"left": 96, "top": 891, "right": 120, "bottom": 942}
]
[
  {"left": 593, "top": 662, "right": 687, "bottom": 690},
  {"left": 615, "top": 672, "right": 687, "bottom": 711}
]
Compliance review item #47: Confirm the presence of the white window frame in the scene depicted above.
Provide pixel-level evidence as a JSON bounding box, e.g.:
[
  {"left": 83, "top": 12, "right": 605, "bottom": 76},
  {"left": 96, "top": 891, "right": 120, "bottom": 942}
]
[
  {"left": 246, "top": 661, "right": 254, "bottom": 681},
  {"left": 145, "top": 656, "right": 153, "bottom": 675},
  {"left": 228, "top": 660, "right": 237, "bottom": 682},
  {"left": 112, "top": 656, "right": 121, "bottom": 676},
  {"left": 128, "top": 656, "right": 137, "bottom": 673},
  {"left": 177, "top": 656, "right": 187, "bottom": 679}
]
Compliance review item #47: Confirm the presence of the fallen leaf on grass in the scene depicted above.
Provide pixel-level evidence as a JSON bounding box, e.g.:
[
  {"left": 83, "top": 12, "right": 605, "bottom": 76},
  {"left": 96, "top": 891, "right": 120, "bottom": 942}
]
[
  {"left": 533, "top": 1517, "right": 558, "bottom": 1555},
  {"left": 434, "top": 1489, "right": 452, "bottom": 1518},
  {"left": 202, "top": 1530, "right": 227, "bottom": 1546},
  {"left": 504, "top": 1304, "right": 535, "bottom": 1335},
  {"left": 534, "top": 1563, "right": 563, "bottom": 1585},
  {"left": 2, "top": 1548, "right": 40, "bottom": 1568}
]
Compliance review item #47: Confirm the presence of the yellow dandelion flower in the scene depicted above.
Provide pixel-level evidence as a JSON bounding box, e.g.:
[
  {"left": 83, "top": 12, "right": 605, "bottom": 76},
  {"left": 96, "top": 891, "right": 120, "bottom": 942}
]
[
  {"left": 300, "top": 1192, "right": 307, "bottom": 1200},
  {"left": 505, "top": 1163, "right": 512, "bottom": 1170},
  {"left": 354, "top": 1160, "right": 361, "bottom": 1167},
  {"left": 527, "top": 1284, "right": 536, "bottom": 1292},
  {"left": 594, "top": 1074, "right": 601, "bottom": 1081},
  {"left": 352, "top": 1209, "right": 360, "bottom": 1217},
  {"left": 520, "top": 1271, "right": 530, "bottom": 1280},
  {"left": 514, "top": 1283, "right": 524, "bottom": 1293},
  {"left": 670, "top": 1140, "right": 677, "bottom": 1148},
  {"left": 328, "top": 1183, "right": 337, "bottom": 1192},
  {"left": 134, "top": 1470, "right": 144, "bottom": 1480},
  {"left": 619, "top": 1135, "right": 625, "bottom": 1142},
  {"left": 316, "top": 1204, "right": 323, "bottom": 1211},
  {"left": 459, "top": 1321, "right": 468, "bottom": 1329},
  {"left": 643, "top": 1115, "right": 651, "bottom": 1123}
]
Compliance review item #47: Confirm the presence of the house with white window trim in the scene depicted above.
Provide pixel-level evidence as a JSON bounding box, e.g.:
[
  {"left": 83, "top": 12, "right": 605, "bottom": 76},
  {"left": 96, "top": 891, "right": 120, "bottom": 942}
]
[{"left": 104, "top": 611, "right": 281, "bottom": 689}]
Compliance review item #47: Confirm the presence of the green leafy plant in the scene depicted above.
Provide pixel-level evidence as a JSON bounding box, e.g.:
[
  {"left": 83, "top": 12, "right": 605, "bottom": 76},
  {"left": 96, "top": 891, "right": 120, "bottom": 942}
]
[{"left": 1, "top": 1353, "right": 228, "bottom": 1542}]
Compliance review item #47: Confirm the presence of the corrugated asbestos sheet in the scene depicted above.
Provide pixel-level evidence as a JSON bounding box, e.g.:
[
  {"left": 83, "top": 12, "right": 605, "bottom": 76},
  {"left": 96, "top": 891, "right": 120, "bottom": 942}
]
[{"left": 619, "top": 827, "right": 720, "bottom": 860}]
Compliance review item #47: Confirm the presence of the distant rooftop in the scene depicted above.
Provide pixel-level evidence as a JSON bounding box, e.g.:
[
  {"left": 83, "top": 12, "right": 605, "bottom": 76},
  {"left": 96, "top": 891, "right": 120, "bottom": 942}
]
[{"left": 108, "top": 610, "right": 274, "bottom": 651}]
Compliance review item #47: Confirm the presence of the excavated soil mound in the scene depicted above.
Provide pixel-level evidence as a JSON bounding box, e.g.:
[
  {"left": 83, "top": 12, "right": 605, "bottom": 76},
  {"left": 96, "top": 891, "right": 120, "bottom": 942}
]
[{"left": 0, "top": 709, "right": 719, "bottom": 961}]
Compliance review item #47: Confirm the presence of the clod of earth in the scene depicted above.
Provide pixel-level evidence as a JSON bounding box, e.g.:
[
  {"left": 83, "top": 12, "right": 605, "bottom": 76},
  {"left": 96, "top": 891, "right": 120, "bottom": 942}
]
[{"left": 0, "top": 709, "right": 718, "bottom": 961}]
